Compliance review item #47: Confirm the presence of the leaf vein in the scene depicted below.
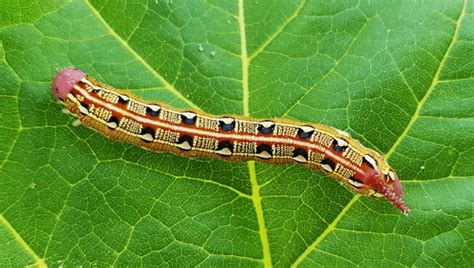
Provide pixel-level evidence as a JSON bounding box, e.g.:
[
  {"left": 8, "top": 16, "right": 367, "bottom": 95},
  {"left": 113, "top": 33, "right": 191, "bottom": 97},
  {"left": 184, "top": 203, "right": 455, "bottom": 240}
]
[
  {"left": 248, "top": 0, "right": 308, "bottom": 62},
  {"left": 84, "top": 0, "right": 201, "bottom": 111},
  {"left": 239, "top": 0, "right": 272, "bottom": 265},
  {"left": 384, "top": 0, "right": 468, "bottom": 159},
  {"left": 281, "top": 16, "right": 372, "bottom": 118},
  {"left": 0, "top": 215, "right": 47, "bottom": 267},
  {"left": 291, "top": 195, "right": 360, "bottom": 267}
]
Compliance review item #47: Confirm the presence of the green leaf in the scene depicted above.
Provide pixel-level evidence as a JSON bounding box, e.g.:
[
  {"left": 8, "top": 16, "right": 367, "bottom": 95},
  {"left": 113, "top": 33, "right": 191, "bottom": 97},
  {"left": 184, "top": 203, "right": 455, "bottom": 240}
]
[{"left": 1, "top": 0, "right": 473, "bottom": 266}]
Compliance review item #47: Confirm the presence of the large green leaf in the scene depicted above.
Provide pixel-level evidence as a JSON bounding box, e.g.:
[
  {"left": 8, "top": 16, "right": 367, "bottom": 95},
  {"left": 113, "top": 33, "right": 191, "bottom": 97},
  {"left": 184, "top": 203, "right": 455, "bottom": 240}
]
[{"left": 1, "top": 0, "right": 473, "bottom": 266}]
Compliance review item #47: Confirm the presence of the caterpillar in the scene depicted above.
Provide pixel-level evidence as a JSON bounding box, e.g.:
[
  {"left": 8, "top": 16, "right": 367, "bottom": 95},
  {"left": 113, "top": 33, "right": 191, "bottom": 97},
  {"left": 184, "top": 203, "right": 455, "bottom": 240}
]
[{"left": 52, "top": 68, "right": 409, "bottom": 215}]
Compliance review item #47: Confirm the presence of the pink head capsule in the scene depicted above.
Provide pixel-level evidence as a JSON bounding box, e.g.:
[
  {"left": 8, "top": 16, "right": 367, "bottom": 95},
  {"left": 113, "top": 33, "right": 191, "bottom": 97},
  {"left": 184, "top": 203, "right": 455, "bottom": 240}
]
[{"left": 52, "top": 67, "right": 86, "bottom": 100}]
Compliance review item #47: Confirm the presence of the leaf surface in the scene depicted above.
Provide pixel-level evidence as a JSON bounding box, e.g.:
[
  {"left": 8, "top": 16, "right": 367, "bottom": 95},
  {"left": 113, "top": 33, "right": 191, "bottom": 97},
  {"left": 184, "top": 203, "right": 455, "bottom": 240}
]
[{"left": 0, "top": 0, "right": 473, "bottom": 267}]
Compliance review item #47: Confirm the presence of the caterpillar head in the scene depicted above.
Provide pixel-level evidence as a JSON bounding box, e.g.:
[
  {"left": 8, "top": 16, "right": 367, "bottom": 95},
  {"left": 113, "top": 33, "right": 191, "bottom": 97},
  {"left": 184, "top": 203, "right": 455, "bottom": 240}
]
[
  {"left": 52, "top": 67, "right": 86, "bottom": 101},
  {"left": 351, "top": 154, "right": 409, "bottom": 215}
]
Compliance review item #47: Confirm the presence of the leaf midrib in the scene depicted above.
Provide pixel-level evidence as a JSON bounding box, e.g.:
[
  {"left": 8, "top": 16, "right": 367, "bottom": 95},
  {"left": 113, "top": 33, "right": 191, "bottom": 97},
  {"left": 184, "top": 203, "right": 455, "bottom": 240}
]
[
  {"left": 238, "top": 0, "right": 272, "bottom": 266},
  {"left": 86, "top": 0, "right": 276, "bottom": 266}
]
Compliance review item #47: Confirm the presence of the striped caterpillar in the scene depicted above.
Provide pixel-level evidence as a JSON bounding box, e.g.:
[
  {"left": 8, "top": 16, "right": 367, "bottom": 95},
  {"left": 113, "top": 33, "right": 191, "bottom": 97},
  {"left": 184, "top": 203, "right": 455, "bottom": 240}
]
[{"left": 52, "top": 68, "right": 409, "bottom": 214}]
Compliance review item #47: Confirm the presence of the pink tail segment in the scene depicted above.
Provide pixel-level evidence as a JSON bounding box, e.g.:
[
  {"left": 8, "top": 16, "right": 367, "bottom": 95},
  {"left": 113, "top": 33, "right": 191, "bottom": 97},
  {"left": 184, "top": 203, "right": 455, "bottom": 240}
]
[
  {"left": 384, "top": 190, "right": 410, "bottom": 215},
  {"left": 373, "top": 178, "right": 410, "bottom": 215}
]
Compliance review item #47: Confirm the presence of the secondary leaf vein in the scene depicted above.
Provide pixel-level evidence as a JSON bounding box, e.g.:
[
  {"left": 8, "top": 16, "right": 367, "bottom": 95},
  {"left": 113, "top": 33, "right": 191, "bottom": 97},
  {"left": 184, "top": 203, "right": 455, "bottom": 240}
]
[
  {"left": 0, "top": 215, "right": 47, "bottom": 268},
  {"left": 248, "top": 0, "right": 308, "bottom": 62},
  {"left": 291, "top": 1, "right": 468, "bottom": 265},
  {"left": 84, "top": 0, "right": 201, "bottom": 111},
  {"left": 384, "top": 0, "right": 468, "bottom": 159},
  {"left": 291, "top": 195, "right": 361, "bottom": 267}
]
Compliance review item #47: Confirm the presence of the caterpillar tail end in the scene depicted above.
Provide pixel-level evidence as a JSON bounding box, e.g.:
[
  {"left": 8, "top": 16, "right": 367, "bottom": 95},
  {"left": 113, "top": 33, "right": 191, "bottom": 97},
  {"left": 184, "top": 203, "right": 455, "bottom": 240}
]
[
  {"left": 52, "top": 67, "right": 86, "bottom": 100},
  {"left": 383, "top": 184, "right": 410, "bottom": 216}
]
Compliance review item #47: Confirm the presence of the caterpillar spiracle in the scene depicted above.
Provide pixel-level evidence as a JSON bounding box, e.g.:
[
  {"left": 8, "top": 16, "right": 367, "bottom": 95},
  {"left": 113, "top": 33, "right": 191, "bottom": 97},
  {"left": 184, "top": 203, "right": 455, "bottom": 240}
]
[{"left": 52, "top": 68, "right": 409, "bottom": 215}]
